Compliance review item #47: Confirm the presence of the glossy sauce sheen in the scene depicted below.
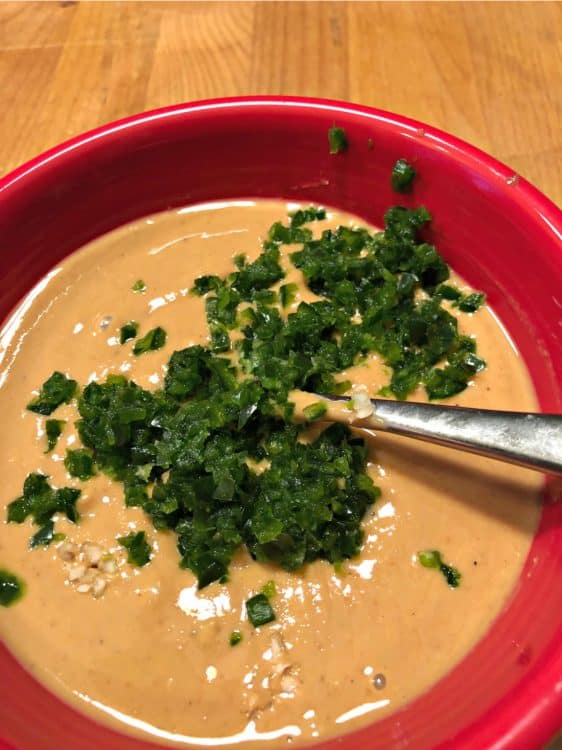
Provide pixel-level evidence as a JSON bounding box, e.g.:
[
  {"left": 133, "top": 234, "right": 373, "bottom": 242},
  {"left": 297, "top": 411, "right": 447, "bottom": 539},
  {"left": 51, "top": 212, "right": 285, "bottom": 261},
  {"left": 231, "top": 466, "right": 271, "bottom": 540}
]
[{"left": 0, "top": 201, "right": 540, "bottom": 748}]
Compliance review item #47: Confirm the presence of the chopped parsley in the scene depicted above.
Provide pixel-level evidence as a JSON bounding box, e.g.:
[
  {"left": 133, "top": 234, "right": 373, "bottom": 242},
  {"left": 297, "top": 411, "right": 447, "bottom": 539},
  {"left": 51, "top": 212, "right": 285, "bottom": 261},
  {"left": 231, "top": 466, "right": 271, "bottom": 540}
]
[
  {"left": 391, "top": 158, "right": 416, "bottom": 192},
  {"left": 26, "top": 371, "right": 77, "bottom": 415},
  {"left": 132, "top": 279, "right": 146, "bottom": 293},
  {"left": 133, "top": 327, "right": 167, "bottom": 356},
  {"left": 246, "top": 592, "right": 276, "bottom": 627},
  {"left": 230, "top": 630, "right": 243, "bottom": 646},
  {"left": 0, "top": 569, "right": 26, "bottom": 607},
  {"left": 64, "top": 448, "right": 95, "bottom": 480},
  {"left": 418, "top": 549, "right": 461, "bottom": 587},
  {"left": 45, "top": 419, "right": 65, "bottom": 453},
  {"left": 120, "top": 321, "right": 139, "bottom": 343},
  {"left": 328, "top": 126, "right": 348, "bottom": 154},
  {"left": 118, "top": 531, "right": 152, "bottom": 566}
]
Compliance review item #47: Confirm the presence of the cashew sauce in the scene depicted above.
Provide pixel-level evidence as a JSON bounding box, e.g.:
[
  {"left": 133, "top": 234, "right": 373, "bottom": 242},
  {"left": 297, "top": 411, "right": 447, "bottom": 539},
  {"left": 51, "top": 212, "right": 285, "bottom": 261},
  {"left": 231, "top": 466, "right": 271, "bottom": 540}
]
[{"left": 0, "top": 201, "right": 540, "bottom": 748}]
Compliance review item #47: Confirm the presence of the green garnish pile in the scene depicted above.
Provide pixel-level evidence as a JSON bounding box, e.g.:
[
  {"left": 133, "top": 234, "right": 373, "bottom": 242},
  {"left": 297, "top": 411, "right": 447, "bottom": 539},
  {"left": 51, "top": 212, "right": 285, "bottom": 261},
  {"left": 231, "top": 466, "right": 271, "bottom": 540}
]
[{"left": 7, "top": 165, "right": 484, "bottom": 598}]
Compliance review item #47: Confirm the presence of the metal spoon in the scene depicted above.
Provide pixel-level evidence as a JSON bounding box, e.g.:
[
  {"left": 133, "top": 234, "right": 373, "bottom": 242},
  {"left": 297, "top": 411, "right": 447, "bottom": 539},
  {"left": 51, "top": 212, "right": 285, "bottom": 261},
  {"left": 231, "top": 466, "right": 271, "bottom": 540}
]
[{"left": 298, "top": 392, "right": 562, "bottom": 476}]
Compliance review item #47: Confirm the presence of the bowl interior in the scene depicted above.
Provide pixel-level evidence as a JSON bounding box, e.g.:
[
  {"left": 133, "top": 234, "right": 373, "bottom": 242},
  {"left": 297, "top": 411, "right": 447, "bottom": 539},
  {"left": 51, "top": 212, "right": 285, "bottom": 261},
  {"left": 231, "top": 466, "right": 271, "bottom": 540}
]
[{"left": 1, "top": 98, "right": 562, "bottom": 750}]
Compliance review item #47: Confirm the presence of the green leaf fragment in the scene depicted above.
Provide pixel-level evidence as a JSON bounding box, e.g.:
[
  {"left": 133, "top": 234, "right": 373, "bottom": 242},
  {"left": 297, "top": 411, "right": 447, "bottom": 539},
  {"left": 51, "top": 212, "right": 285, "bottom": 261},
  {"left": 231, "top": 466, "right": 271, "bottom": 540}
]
[
  {"left": 261, "top": 580, "right": 276, "bottom": 599},
  {"left": 118, "top": 531, "right": 152, "bottom": 566},
  {"left": 26, "top": 371, "right": 77, "bottom": 415},
  {"left": 0, "top": 569, "right": 26, "bottom": 607},
  {"left": 279, "top": 283, "right": 298, "bottom": 308},
  {"left": 246, "top": 593, "right": 276, "bottom": 627},
  {"left": 30, "top": 521, "right": 57, "bottom": 548},
  {"left": 302, "top": 401, "right": 328, "bottom": 421},
  {"left": 64, "top": 448, "right": 95, "bottom": 480},
  {"left": 133, "top": 327, "right": 167, "bottom": 355},
  {"left": 418, "top": 549, "right": 461, "bottom": 587},
  {"left": 120, "top": 321, "right": 139, "bottom": 343},
  {"left": 132, "top": 279, "right": 146, "bottom": 293},
  {"left": 391, "top": 158, "right": 416, "bottom": 192},
  {"left": 229, "top": 630, "right": 243, "bottom": 646},
  {"left": 328, "top": 126, "right": 348, "bottom": 154},
  {"left": 45, "top": 419, "right": 65, "bottom": 453}
]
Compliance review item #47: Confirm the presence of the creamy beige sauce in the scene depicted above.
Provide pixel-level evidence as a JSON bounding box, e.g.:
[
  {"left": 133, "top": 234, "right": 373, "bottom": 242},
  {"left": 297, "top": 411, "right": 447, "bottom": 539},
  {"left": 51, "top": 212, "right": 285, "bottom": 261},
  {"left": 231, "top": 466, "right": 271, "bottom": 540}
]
[{"left": 0, "top": 201, "right": 540, "bottom": 747}]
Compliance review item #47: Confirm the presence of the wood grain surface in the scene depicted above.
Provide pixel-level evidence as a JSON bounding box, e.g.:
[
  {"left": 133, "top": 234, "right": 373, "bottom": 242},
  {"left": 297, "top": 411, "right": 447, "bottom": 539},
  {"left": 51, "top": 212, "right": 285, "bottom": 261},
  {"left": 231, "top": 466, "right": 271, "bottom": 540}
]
[{"left": 0, "top": 1, "right": 560, "bottom": 205}]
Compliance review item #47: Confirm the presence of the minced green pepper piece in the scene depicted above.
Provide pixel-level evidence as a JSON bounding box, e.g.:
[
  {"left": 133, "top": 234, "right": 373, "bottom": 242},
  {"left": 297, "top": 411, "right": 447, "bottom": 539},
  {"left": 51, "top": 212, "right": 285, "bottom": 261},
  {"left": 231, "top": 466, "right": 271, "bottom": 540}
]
[
  {"left": 418, "top": 549, "right": 461, "bottom": 587},
  {"left": 0, "top": 569, "right": 26, "bottom": 607},
  {"left": 391, "top": 158, "right": 416, "bottom": 192},
  {"left": 328, "top": 126, "right": 348, "bottom": 154},
  {"left": 303, "top": 401, "right": 328, "bottom": 421}
]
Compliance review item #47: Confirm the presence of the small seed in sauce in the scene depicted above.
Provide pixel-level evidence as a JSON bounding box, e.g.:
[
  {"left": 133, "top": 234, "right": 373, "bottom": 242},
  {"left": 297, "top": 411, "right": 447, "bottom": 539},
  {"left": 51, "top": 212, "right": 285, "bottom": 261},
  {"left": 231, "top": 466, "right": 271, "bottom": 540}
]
[{"left": 373, "top": 673, "right": 386, "bottom": 690}]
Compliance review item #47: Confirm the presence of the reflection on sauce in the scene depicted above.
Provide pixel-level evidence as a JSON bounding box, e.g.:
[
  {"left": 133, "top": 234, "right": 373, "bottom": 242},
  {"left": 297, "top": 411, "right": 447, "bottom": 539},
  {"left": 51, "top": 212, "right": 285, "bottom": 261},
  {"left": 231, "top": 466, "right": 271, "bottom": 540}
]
[{"left": 0, "top": 200, "right": 540, "bottom": 748}]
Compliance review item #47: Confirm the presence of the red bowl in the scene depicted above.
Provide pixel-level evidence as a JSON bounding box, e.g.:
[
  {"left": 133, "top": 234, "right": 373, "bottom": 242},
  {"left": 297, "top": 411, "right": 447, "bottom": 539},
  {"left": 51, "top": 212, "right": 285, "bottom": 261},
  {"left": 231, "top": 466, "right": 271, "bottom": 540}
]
[{"left": 0, "top": 97, "right": 561, "bottom": 750}]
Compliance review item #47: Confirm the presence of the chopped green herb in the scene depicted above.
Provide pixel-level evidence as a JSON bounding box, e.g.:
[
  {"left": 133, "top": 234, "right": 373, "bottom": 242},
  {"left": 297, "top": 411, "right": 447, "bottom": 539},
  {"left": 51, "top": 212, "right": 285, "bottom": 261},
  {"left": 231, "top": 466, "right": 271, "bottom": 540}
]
[
  {"left": 133, "top": 327, "right": 167, "bottom": 356},
  {"left": 30, "top": 521, "right": 58, "bottom": 549},
  {"left": 64, "top": 448, "right": 95, "bottom": 481},
  {"left": 234, "top": 254, "right": 247, "bottom": 270},
  {"left": 418, "top": 549, "right": 461, "bottom": 587},
  {"left": 120, "top": 321, "right": 139, "bottom": 344},
  {"left": 289, "top": 206, "right": 326, "bottom": 227},
  {"left": 303, "top": 401, "right": 328, "bottom": 421},
  {"left": 26, "top": 371, "right": 77, "bottom": 415},
  {"left": 0, "top": 569, "right": 26, "bottom": 607},
  {"left": 458, "top": 292, "right": 486, "bottom": 313},
  {"left": 45, "top": 419, "right": 65, "bottom": 453},
  {"left": 118, "top": 531, "right": 152, "bottom": 566},
  {"left": 132, "top": 279, "right": 146, "bottom": 293},
  {"left": 328, "top": 126, "right": 348, "bottom": 154},
  {"left": 246, "top": 592, "right": 276, "bottom": 627},
  {"left": 261, "top": 580, "right": 276, "bottom": 599},
  {"left": 279, "top": 283, "right": 298, "bottom": 308},
  {"left": 7, "top": 473, "right": 81, "bottom": 526},
  {"left": 230, "top": 630, "right": 243, "bottom": 646},
  {"left": 391, "top": 158, "right": 416, "bottom": 192}
]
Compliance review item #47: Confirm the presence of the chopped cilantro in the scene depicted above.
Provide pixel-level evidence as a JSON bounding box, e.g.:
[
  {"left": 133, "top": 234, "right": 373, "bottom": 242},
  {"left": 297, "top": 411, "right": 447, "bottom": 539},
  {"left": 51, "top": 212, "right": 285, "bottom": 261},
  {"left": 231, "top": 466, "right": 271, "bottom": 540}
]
[
  {"left": 418, "top": 549, "right": 461, "bottom": 587},
  {"left": 45, "top": 419, "right": 65, "bottom": 453},
  {"left": 120, "top": 321, "right": 139, "bottom": 343},
  {"left": 132, "top": 279, "right": 146, "bottom": 293},
  {"left": 0, "top": 569, "right": 25, "bottom": 607},
  {"left": 303, "top": 401, "right": 328, "bottom": 421},
  {"left": 246, "top": 592, "right": 276, "bottom": 627},
  {"left": 64, "top": 448, "right": 95, "bottom": 480},
  {"left": 118, "top": 531, "right": 152, "bottom": 566},
  {"left": 328, "top": 126, "right": 348, "bottom": 154},
  {"left": 289, "top": 206, "right": 326, "bottom": 227},
  {"left": 133, "top": 327, "right": 167, "bottom": 355},
  {"left": 26, "top": 371, "right": 77, "bottom": 415},
  {"left": 391, "top": 158, "right": 416, "bottom": 192},
  {"left": 230, "top": 630, "right": 243, "bottom": 646}
]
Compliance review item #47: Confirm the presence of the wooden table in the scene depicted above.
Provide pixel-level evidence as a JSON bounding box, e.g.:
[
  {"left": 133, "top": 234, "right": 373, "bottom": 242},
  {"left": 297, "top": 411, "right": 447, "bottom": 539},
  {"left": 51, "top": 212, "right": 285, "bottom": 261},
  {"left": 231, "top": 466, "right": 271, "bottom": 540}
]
[{"left": 0, "top": 1, "right": 560, "bottom": 205}]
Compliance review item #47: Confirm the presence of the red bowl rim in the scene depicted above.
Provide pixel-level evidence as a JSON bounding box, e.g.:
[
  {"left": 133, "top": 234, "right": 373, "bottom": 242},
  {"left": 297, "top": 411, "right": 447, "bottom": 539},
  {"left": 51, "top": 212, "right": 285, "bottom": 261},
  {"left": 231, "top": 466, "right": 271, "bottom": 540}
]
[{"left": 0, "top": 96, "right": 561, "bottom": 750}]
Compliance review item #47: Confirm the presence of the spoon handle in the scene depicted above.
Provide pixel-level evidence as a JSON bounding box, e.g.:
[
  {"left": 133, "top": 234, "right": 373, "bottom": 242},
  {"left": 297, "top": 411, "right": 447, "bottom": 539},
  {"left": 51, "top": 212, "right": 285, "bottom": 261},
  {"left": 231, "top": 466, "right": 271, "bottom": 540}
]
[{"left": 327, "top": 396, "right": 562, "bottom": 475}]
